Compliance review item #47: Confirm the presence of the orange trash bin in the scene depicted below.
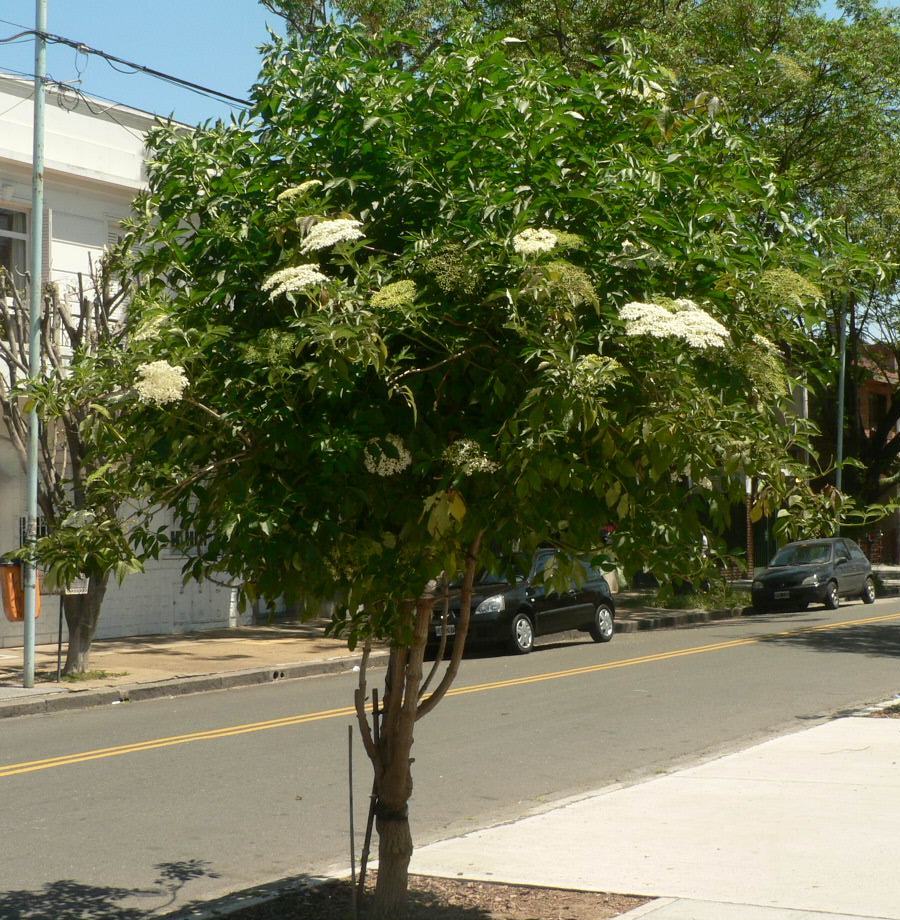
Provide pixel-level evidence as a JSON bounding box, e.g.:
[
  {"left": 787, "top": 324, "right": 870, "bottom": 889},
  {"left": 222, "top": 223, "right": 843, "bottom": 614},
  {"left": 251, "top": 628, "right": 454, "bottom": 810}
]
[{"left": 1, "top": 562, "right": 41, "bottom": 622}]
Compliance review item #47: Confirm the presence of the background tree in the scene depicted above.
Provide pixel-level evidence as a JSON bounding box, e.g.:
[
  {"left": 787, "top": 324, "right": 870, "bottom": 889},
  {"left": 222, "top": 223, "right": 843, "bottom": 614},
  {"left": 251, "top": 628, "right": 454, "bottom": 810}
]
[
  {"left": 0, "top": 266, "right": 139, "bottom": 674},
  {"left": 51, "top": 28, "right": 826, "bottom": 917},
  {"left": 263, "top": 0, "right": 900, "bottom": 514}
]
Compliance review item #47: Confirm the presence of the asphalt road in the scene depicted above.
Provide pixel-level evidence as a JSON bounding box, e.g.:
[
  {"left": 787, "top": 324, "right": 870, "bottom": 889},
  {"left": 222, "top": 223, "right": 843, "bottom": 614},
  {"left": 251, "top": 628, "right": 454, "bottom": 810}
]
[{"left": 3, "top": 598, "right": 900, "bottom": 918}]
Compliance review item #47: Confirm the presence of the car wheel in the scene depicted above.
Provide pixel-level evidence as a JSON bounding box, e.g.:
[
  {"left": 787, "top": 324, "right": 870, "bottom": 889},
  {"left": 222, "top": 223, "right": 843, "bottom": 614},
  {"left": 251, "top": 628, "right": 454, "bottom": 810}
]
[
  {"left": 589, "top": 604, "right": 615, "bottom": 643},
  {"left": 509, "top": 612, "right": 534, "bottom": 654},
  {"left": 824, "top": 581, "right": 840, "bottom": 610},
  {"left": 861, "top": 577, "right": 876, "bottom": 605}
]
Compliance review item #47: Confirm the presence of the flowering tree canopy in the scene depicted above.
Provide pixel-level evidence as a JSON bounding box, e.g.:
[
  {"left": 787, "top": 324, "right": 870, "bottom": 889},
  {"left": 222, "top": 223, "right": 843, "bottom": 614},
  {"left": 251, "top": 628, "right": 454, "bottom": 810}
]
[
  {"left": 57, "top": 27, "right": 828, "bottom": 916},
  {"left": 76, "top": 28, "right": 822, "bottom": 611}
]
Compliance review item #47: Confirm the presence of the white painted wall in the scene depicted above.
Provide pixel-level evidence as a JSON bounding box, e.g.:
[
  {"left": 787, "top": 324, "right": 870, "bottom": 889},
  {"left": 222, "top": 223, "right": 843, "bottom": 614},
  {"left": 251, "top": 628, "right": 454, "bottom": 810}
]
[{"left": 0, "top": 77, "right": 251, "bottom": 649}]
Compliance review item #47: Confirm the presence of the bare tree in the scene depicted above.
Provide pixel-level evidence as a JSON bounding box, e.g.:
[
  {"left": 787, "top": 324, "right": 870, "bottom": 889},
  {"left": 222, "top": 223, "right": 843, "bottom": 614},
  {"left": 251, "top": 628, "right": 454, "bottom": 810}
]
[{"left": 0, "top": 262, "right": 128, "bottom": 674}]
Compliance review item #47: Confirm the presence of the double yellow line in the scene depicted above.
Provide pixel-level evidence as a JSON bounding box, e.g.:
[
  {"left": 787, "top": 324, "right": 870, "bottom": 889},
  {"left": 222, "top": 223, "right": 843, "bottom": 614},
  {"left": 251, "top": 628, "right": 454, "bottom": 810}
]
[{"left": 2, "top": 609, "right": 898, "bottom": 780}]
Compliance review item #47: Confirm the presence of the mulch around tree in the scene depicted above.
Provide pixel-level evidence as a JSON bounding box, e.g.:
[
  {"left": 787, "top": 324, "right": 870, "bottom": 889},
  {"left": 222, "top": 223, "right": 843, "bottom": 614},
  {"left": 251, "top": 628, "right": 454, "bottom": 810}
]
[
  {"left": 221, "top": 874, "right": 649, "bottom": 919},
  {"left": 868, "top": 702, "right": 900, "bottom": 718}
]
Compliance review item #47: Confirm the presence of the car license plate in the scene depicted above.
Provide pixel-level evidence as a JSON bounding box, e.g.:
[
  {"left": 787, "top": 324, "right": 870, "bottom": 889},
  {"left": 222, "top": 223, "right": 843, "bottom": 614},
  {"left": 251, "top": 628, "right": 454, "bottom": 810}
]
[
  {"left": 435, "top": 624, "right": 455, "bottom": 637},
  {"left": 774, "top": 590, "right": 790, "bottom": 600}
]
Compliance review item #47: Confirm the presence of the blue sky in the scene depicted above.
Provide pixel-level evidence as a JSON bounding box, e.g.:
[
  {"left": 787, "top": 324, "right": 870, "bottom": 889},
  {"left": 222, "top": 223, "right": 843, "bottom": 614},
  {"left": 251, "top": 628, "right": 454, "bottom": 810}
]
[
  {"left": 0, "top": 1, "right": 285, "bottom": 124},
  {"left": 0, "top": 1, "right": 857, "bottom": 126}
]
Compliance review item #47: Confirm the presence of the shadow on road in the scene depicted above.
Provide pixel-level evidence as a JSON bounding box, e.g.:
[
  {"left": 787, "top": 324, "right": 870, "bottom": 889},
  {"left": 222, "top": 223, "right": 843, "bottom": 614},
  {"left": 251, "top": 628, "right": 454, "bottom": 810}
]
[
  {"left": 761, "top": 621, "right": 900, "bottom": 659},
  {"left": 0, "top": 860, "right": 218, "bottom": 920}
]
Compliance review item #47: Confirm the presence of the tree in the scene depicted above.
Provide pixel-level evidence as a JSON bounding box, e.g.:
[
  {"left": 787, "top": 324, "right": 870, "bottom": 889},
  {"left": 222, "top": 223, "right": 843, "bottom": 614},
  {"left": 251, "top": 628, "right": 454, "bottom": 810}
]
[
  {"left": 56, "top": 28, "right": 824, "bottom": 916},
  {"left": 0, "top": 266, "right": 139, "bottom": 674}
]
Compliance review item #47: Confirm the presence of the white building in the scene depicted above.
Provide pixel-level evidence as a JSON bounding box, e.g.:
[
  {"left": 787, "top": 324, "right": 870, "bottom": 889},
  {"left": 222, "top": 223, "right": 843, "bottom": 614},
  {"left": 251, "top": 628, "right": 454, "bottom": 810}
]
[{"left": 0, "top": 75, "right": 249, "bottom": 648}]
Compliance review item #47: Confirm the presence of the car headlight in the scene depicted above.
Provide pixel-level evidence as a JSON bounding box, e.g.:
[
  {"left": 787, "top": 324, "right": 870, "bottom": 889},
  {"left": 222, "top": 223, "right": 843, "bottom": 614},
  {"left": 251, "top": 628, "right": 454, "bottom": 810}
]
[
  {"left": 752, "top": 579, "right": 763, "bottom": 590},
  {"left": 801, "top": 574, "right": 819, "bottom": 586},
  {"left": 474, "top": 595, "right": 505, "bottom": 616}
]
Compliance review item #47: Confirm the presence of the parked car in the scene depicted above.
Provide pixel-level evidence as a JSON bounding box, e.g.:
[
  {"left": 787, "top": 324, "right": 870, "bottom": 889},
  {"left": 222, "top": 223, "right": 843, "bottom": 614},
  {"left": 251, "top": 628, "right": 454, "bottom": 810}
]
[
  {"left": 751, "top": 538, "right": 875, "bottom": 612},
  {"left": 431, "top": 548, "right": 616, "bottom": 654}
]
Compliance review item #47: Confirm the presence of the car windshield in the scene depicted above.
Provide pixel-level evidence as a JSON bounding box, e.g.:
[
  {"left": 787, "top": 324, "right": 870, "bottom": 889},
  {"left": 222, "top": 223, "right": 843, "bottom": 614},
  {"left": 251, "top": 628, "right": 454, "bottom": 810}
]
[{"left": 770, "top": 543, "right": 832, "bottom": 567}]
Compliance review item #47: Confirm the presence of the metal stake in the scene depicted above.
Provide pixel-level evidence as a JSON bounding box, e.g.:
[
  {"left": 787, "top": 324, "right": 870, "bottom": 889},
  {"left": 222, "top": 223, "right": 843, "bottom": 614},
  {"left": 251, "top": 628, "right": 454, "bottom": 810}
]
[
  {"left": 357, "top": 687, "right": 379, "bottom": 901},
  {"left": 348, "top": 724, "right": 357, "bottom": 920}
]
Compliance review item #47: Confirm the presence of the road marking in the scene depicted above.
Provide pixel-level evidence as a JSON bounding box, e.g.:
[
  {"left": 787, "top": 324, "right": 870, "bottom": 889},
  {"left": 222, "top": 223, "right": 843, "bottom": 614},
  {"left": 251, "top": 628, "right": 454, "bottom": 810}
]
[{"left": 2, "top": 609, "right": 899, "bottom": 779}]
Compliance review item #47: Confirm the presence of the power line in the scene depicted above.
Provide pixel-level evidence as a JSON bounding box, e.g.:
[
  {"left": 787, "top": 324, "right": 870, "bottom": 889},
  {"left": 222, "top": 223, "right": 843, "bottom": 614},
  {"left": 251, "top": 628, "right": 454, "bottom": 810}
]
[
  {"left": 0, "top": 65, "right": 179, "bottom": 131},
  {"left": 0, "top": 28, "right": 251, "bottom": 108}
]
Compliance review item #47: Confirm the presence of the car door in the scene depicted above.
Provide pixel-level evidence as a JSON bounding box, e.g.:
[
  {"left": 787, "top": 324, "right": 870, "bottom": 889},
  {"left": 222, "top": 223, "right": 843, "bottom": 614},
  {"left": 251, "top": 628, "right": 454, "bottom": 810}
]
[
  {"left": 563, "top": 560, "right": 599, "bottom": 628},
  {"left": 844, "top": 540, "right": 870, "bottom": 593},
  {"left": 526, "top": 551, "right": 577, "bottom": 636},
  {"left": 833, "top": 540, "right": 860, "bottom": 595}
]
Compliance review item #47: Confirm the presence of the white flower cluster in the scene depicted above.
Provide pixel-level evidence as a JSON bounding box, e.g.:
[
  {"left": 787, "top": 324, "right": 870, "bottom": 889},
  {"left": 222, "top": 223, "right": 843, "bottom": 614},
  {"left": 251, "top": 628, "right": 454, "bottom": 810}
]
[
  {"left": 133, "top": 313, "right": 168, "bottom": 341},
  {"left": 363, "top": 435, "right": 412, "bottom": 477},
  {"left": 443, "top": 439, "right": 499, "bottom": 475},
  {"left": 62, "top": 509, "right": 96, "bottom": 528},
  {"left": 753, "top": 333, "right": 776, "bottom": 351},
  {"left": 262, "top": 264, "right": 329, "bottom": 299},
  {"left": 300, "top": 218, "right": 364, "bottom": 253},
  {"left": 620, "top": 298, "right": 729, "bottom": 349},
  {"left": 276, "top": 180, "right": 322, "bottom": 203},
  {"left": 134, "top": 360, "right": 188, "bottom": 405},
  {"left": 512, "top": 228, "right": 558, "bottom": 255}
]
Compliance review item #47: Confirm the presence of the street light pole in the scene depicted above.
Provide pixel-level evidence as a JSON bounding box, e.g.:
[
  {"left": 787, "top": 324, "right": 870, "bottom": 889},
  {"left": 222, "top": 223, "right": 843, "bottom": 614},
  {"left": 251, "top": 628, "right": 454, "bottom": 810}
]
[
  {"left": 835, "top": 293, "right": 848, "bottom": 495},
  {"left": 23, "top": 0, "right": 47, "bottom": 688}
]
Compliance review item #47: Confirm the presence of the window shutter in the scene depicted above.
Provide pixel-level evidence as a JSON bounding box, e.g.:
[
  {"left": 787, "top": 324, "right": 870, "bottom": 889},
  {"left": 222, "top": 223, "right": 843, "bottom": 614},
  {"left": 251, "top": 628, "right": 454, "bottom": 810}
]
[{"left": 107, "top": 220, "right": 122, "bottom": 248}]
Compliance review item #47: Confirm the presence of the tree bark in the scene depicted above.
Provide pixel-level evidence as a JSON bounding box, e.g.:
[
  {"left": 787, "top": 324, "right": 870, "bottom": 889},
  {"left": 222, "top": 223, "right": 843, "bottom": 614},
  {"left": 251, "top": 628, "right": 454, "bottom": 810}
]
[
  {"left": 369, "top": 596, "right": 433, "bottom": 920},
  {"left": 62, "top": 574, "right": 108, "bottom": 675}
]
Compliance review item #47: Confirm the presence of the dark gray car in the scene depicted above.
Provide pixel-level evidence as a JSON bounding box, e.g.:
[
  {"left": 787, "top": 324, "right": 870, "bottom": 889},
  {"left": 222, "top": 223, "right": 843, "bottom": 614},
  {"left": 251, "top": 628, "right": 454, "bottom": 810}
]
[{"left": 751, "top": 538, "right": 875, "bottom": 612}]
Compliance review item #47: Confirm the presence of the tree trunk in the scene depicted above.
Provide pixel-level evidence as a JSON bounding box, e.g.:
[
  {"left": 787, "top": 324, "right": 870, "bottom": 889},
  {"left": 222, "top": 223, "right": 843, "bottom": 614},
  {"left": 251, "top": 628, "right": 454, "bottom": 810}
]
[
  {"left": 369, "top": 596, "right": 434, "bottom": 920},
  {"left": 62, "top": 574, "right": 108, "bottom": 675},
  {"left": 357, "top": 533, "right": 483, "bottom": 919}
]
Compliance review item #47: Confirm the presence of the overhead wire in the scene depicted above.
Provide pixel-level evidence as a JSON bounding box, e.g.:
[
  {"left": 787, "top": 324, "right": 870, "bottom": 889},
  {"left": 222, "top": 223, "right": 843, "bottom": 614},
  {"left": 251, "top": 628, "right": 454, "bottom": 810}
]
[
  {"left": 0, "top": 27, "right": 251, "bottom": 109},
  {"left": 0, "top": 64, "right": 182, "bottom": 138}
]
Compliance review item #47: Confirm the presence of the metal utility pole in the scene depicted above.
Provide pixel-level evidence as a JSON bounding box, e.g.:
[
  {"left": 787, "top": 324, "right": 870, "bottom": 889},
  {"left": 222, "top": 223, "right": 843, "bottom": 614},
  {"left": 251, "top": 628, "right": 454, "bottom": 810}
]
[
  {"left": 835, "top": 293, "right": 848, "bottom": 495},
  {"left": 23, "top": 0, "right": 47, "bottom": 688}
]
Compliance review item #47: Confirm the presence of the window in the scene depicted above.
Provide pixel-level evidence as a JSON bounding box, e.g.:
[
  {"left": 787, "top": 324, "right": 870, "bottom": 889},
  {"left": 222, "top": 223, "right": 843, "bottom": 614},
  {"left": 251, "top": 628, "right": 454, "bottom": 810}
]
[
  {"left": 846, "top": 541, "right": 867, "bottom": 562},
  {"left": 0, "top": 208, "right": 27, "bottom": 285},
  {"left": 18, "top": 516, "right": 49, "bottom": 547},
  {"left": 869, "top": 392, "right": 889, "bottom": 430}
]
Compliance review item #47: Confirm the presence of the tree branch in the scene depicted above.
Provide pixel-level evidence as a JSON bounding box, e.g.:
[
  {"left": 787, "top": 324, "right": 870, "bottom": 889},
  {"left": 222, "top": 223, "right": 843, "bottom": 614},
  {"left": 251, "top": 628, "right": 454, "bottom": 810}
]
[
  {"left": 417, "top": 530, "right": 484, "bottom": 720},
  {"left": 353, "top": 639, "right": 380, "bottom": 767}
]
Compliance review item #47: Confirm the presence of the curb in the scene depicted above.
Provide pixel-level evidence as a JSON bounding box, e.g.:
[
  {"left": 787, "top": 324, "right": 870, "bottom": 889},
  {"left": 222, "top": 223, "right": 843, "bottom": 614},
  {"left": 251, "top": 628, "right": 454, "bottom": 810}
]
[
  {"left": 0, "top": 604, "right": 749, "bottom": 720},
  {"left": 0, "top": 650, "right": 391, "bottom": 720},
  {"left": 614, "top": 604, "right": 750, "bottom": 632}
]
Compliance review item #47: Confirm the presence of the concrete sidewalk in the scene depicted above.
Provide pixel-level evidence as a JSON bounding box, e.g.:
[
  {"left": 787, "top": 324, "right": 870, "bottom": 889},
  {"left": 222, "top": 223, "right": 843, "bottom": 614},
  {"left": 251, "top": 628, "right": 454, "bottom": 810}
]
[
  {"left": 411, "top": 713, "right": 900, "bottom": 920},
  {"left": 0, "top": 620, "right": 386, "bottom": 718},
  {"left": 0, "top": 594, "right": 748, "bottom": 718}
]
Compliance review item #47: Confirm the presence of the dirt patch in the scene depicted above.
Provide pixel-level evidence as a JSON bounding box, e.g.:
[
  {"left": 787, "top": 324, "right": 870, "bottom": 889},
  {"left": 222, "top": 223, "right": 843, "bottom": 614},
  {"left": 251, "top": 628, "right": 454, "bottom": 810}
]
[
  {"left": 868, "top": 703, "right": 900, "bottom": 718},
  {"left": 223, "top": 874, "right": 649, "bottom": 919}
]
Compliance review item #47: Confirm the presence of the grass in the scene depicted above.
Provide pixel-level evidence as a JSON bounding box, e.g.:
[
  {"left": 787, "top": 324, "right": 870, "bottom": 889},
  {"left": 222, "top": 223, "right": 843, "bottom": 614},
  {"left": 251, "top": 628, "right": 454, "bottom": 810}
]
[
  {"left": 653, "top": 584, "right": 750, "bottom": 611},
  {"left": 62, "top": 669, "right": 127, "bottom": 682},
  {"left": 36, "top": 669, "right": 127, "bottom": 683}
]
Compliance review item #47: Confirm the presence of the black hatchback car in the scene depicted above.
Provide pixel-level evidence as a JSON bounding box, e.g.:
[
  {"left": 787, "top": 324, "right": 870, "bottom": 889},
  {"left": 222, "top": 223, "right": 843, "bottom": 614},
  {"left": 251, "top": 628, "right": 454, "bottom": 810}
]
[
  {"left": 751, "top": 538, "right": 875, "bottom": 612},
  {"left": 431, "top": 549, "right": 616, "bottom": 654}
]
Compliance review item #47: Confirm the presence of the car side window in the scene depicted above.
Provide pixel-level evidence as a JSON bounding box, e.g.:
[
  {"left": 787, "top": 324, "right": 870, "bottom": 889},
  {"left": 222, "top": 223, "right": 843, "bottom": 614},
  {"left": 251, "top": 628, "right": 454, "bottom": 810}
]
[
  {"left": 846, "top": 541, "right": 867, "bottom": 562},
  {"left": 530, "top": 552, "right": 554, "bottom": 582},
  {"left": 835, "top": 540, "right": 852, "bottom": 561}
]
